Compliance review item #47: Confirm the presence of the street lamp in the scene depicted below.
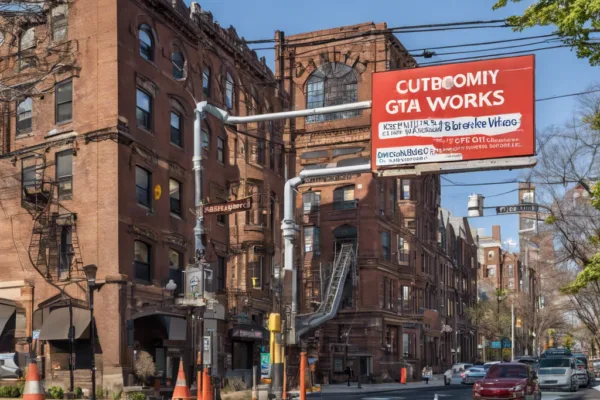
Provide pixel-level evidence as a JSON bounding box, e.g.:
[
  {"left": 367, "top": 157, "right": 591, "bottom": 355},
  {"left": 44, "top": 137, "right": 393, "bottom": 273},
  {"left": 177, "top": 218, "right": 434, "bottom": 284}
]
[{"left": 83, "top": 264, "right": 100, "bottom": 400}]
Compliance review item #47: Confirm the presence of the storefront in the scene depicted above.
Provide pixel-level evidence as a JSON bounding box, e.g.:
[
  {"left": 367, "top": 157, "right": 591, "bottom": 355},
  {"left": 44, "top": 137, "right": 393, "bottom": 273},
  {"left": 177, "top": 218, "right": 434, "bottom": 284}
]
[{"left": 228, "top": 323, "right": 268, "bottom": 371}]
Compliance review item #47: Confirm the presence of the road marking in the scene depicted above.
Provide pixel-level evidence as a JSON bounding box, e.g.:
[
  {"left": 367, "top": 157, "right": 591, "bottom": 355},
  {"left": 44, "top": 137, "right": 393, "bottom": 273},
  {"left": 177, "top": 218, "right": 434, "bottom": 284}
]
[
  {"left": 594, "top": 383, "right": 600, "bottom": 391},
  {"left": 361, "top": 397, "right": 408, "bottom": 400}
]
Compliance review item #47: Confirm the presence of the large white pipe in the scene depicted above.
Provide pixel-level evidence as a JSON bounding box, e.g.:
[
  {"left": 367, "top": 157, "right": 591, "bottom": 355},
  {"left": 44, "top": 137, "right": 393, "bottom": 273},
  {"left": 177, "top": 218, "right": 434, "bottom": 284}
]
[
  {"left": 194, "top": 102, "right": 208, "bottom": 296},
  {"left": 281, "top": 163, "right": 371, "bottom": 341},
  {"left": 204, "top": 101, "right": 372, "bottom": 125}
]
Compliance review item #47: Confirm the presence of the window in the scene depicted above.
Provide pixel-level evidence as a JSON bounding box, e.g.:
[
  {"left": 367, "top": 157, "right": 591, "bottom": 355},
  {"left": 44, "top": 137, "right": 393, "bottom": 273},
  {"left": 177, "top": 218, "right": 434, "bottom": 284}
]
[
  {"left": 251, "top": 249, "right": 265, "bottom": 289},
  {"left": 302, "top": 191, "right": 320, "bottom": 214},
  {"left": 507, "top": 264, "right": 514, "bottom": 276},
  {"left": 172, "top": 50, "right": 185, "bottom": 80},
  {"left": 388, "top": 279, "right": 395, "bottom": 310},
  {"left": 16, "top": 97, "right": 32, "bottom": 134},
  {"left": 488, "top": 250, "right": 494, "bottom": 260},
  {"left": 521, "top": 218, "right": 537, "bottom": 232},
  {"left": 487, "top": 266, "right": 496, "bottom": 277},
  {"left": 168, "top": 249, "right": 183, "bottom": 296},
  {"left": 135, "top": 166, "right": 151, "bottom": 208},
  {"left": 402, "top": 286, "right": 412, "bottom": 312},
  {"left": 139, "top": 25, "right": 154, "bottom": 61},
  {"left": 58, "top": 226, "right": 73, "bottom": 277},
  {"left": 333, "top": 185, "right": 356, "bottom": 210},
  {"left": 56, "top": 150, "right": 73, "bottom": 199},
  {"left": 22, "top": 157, "right": 37, "bottom": 194},
  {"left": 169, "top": 179, "right": 181, "bottom": 216},
  {"left": 269, "top": 143, "right": 275, "bottom": 170},
  {"left": 381, "top": 231, "right": 391, "bottom": 261},
  {"left": 216, "top": 256, "right": 226, "bottom": 292},
  {"left": 202, "top": 66, "right": 211, "bottom": 98},
  {"left": 217, "top": 210, "right": 226, "bottom": 225},
  {"left": 306, "top": 62, "right": 359, "bottom": 123},
  {"left": 134, "top": 241, "right": 151, "bottom": 282},
  {"left": 401, "top": 179, "right": 411, "bottom": 200},
  {"left": 170, "top": 112, "right": 182, "bottom": 146},
  {"left": 397, "top": 235, "right": 409, "bottom": 263},
  {"left": 51, "top": 5, "right": 68, "bottom": 41},
  {"left": 136, "top": 89, "right": 152, "bottom": 130},
  {"left": 304, "top": 226, "right": 320, "bottom": 253},
  {"left": 403, "top": 333, "right": 414, "bottom": 358},
  {"left": 56, "top": 80, "right": 72, "bottom": 123},
  {"left": 225, "top": 73, "right": 234, "bottom": 110},
  {"left": 19, "top": 27, "right": 35, "bottom": 50},
  {"left": 257, "top": 139, "right": 266, "bottom": 165},
  {"left": 202, "top": 128, "right": 210, "bottom": 150},
  {"left": 217, "top": 137, "right": 225, "bottom": 163},
  {"left": 521, "top": 190, "right": 535, "bottom": 204}
]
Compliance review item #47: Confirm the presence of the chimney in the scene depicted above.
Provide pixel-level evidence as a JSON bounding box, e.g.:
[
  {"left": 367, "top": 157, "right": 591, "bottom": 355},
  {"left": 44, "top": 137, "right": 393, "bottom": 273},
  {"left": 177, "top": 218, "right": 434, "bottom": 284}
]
[{"left": 492, "top": 225, "right": 501, "bottom": 242}]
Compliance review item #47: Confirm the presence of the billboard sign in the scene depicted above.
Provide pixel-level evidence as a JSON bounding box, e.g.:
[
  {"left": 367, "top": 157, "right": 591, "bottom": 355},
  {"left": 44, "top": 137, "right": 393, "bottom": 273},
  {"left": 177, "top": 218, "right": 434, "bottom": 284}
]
[{"left": 371, "top": 56, "right": 535, "bottom": 172}]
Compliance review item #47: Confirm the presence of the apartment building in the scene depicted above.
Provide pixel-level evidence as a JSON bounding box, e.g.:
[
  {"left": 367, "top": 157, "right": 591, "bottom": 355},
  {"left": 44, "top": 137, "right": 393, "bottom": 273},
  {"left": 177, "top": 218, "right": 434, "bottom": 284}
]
[
  {"left": 0, "top": 0, "right": 287, "bottom": 390},
  {"left": 275, "top": 23, "right": 477, "bottom": 381}
]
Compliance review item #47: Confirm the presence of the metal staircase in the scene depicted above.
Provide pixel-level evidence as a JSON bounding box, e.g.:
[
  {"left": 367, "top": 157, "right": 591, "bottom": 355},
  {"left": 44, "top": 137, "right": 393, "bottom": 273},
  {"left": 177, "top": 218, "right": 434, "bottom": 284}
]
[
  {"left": 23, "top": 157, "right": 84, "bottom": 283},
  {"left": 296, "top": 243, "right": 354, "bottom": 337}
]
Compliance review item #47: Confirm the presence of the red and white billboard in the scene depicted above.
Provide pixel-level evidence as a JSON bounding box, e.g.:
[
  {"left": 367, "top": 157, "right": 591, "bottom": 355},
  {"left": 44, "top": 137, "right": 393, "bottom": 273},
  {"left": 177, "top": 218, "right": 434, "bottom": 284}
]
[{"left": 371, "top": 55, "right": 535, "bottom": 172}]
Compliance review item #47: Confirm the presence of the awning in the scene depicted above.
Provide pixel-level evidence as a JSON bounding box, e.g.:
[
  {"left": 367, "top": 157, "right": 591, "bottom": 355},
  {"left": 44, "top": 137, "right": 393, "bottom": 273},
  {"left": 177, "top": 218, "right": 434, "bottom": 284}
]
[
  {"left": 0, "top": 304, "right": 15, "bottom": 336},
  {"left": 38, "top": 307, "right": 91, "bottom": 340},
  {"left": 228, "top": 323, "right": 268, "bottom": 341},
  {"left": 167, "top": 317, "right": 186, "bottom": 341}
]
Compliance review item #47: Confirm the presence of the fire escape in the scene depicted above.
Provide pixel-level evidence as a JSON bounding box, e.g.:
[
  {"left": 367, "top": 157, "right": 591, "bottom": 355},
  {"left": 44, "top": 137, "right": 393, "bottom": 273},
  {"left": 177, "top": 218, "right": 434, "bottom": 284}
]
[
  {"left": 296, "top": 243, "right": 355, "bottom": 335},
  {"left": 22, "top": 155, "right": 84, "bottom": 282}
]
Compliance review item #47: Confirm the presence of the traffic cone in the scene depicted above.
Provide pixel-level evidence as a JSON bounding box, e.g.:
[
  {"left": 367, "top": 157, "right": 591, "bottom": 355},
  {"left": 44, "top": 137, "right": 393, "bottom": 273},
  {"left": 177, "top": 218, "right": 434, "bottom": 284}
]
[
  {"left": 201, "top": 369, "right": 213, "bottom": 400},
  {"left": 23, "top": 360, "right": 44, "bottom": 400},
  {"left": 172, "top": 360, "right": 191, "bottom": 400}
]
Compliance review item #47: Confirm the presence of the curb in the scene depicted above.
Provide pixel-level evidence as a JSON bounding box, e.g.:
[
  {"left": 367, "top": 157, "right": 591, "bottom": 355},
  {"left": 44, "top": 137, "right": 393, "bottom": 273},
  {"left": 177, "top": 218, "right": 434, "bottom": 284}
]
[{"left": 302, "top": 383, "right": 447, "bottom": 397}]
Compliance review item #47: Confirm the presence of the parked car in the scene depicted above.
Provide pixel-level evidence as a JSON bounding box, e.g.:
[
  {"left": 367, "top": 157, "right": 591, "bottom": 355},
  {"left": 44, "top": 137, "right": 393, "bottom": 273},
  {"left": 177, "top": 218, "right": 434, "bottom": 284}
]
[
  {"left": 575, "top": 359, "right": 590, "bottom": 387},
  {"left": 462, "top": 366, "right": 486, "bottom": 385},
  {"left": 593, "top": 359, "right": 600, "bottom": 378},
  {"left": 573, "top": 352, "right": 594, "bottom": 386},
  {"left": 444, "top": 363, "right": 473, "bottom": 386},
  {"left": 0, "top": 353, "right": 21, "bottom": 379},
  {"left": 482, "top": 361, "right": 501, "bottom": 371},
  {"left": 538, "top": 355, "right": 579, "bottom": 392},
  {"left": 472, "top": 363, "right": 541, "bottom": 400}
]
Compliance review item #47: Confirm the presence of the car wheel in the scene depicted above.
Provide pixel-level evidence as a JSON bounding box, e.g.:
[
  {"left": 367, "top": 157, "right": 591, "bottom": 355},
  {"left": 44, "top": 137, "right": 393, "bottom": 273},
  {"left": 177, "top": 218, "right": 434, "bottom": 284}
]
[{"left": 570, "top": 377, "right": 578, "bottom": 392}]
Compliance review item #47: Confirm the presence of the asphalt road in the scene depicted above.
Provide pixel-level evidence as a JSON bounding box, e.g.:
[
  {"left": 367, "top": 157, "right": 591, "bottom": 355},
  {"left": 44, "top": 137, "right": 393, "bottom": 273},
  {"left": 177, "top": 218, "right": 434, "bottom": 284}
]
[{"left": 310, "top": 384, "right": 600, "bottom": 400}]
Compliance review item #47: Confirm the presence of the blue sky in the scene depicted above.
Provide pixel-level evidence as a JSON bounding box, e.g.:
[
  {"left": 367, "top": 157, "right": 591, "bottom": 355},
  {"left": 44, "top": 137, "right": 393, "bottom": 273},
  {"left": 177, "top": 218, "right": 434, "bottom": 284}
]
[{"left": 198, "top": 0, "right": 600, "bottom": 248}]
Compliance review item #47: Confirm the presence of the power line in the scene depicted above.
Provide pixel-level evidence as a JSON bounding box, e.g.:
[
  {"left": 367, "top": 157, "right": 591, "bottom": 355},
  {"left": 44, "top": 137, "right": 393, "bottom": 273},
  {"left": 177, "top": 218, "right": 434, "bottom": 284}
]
[
  {"left": 406, "top": 33, "right": 560, "bottom": 53},
  {"left": 536, "top": 89, "right": 600, "bottom": 102},
  {"left": 244, "top": 19, "right": 508, "bottom": 44},
  {"left": 411, "top": 38, "right": 562, "bottom": 57},
  {"left": 417, "top": 44, "right": 570, "bottom": 66}
]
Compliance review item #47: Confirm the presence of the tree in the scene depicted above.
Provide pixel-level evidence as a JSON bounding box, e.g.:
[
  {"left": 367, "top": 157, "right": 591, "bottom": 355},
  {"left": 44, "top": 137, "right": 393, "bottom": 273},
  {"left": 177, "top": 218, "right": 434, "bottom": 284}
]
[
  {"left": 134, "top": 351, "right": 156, "bottom": 385},
  {"left": 525, "top": 86, "right": 600, "bottom": 348},
  {"left": 493, "top": 0, "right": 600, "bottom": 65}
]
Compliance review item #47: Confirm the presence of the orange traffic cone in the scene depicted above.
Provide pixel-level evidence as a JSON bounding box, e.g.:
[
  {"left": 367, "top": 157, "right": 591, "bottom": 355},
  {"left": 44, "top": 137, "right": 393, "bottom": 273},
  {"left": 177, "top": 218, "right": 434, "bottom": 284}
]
[
  {"left": 172, "top": 360, "right": 191, "bottom": 400},
  {"left": 201, "top": 369, "right": 213, "bottom": 400},
  {"left": 23, "top": 360, "right": 44, "bottom": 400}
]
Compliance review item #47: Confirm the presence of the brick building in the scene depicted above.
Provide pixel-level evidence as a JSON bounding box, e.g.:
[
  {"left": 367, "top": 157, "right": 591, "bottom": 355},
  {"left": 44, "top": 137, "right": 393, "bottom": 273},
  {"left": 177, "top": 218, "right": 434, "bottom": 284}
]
[
  {"left": 275, "top": 22, "right": 477, "bottom": 381},
  {"left": 0, "top": 0, "right": 287, "bottom": 391}
]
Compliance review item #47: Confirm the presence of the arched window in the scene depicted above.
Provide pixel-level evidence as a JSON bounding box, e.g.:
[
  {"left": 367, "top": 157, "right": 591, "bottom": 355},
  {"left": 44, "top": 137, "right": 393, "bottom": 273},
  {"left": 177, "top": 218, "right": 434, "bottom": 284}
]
[
  {"left": 16, "top": 97, "right": 32, "bottom": 134},
  {"left": 306, "top": 62, "right": 358, "bottom": 123},
  {"left": 172, "top": 49, "right": 185, "bottom": 80},
  {"left": 139, "top": 25, "right": 154, "bottom": 61}
]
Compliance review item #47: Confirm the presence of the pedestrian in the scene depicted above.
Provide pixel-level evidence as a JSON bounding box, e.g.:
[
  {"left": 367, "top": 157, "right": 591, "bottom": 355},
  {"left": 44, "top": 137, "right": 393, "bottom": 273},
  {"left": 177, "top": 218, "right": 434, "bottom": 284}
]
[
  {"left": 422, "top": 366, "right": 430, "bottom": 384},
  {"left": 346, "top": 365, "right": 353, "bottom": 386}
]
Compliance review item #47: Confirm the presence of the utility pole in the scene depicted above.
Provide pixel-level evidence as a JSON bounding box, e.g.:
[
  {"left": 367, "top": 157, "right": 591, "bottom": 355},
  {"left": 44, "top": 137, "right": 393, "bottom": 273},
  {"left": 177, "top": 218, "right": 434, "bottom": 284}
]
[{"left": 511, "top": 302, "right": 515, "bottom": 360}]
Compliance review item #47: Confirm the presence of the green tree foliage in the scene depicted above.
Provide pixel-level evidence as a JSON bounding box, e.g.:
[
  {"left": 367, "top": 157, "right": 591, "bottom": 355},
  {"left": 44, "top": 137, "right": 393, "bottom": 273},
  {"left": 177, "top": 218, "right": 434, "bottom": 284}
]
[{"left": 494, "top": 0, "right": 600, "bottom": 65}]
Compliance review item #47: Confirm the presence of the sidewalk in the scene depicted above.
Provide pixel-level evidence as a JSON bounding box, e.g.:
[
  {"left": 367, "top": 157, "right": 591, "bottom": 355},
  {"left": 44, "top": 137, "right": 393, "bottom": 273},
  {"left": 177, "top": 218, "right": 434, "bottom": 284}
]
[{"left": 289, "top": 375, "right": 445, "bottom": 397}]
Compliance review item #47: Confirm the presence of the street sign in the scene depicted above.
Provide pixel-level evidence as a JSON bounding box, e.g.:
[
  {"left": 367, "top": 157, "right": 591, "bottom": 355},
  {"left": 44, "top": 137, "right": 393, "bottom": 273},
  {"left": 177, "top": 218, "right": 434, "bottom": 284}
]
[
  {"left": 371, "top": 55, "right": 535, "bottom": 173},
  {"left": 491, "top": 341, "right": 501, "bottom": 349},
  {"left": 496, "top": 204, "right": 539, "bottom": 214},
  {"left": 202, "top": 196, "right": 252, "bottom": 215}
]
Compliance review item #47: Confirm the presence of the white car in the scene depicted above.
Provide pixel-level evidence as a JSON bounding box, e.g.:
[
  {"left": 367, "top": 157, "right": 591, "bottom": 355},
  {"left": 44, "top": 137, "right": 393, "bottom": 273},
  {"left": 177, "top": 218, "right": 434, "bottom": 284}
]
[{"left": 443, "top": 363, "right": 473, "bottom": 385}]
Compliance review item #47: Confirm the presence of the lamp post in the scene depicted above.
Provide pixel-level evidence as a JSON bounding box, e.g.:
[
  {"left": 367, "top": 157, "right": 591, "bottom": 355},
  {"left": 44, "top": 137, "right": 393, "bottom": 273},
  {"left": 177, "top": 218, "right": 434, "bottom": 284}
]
[{"left": 83, "top": 264, "right": 99, "bottom": 400}]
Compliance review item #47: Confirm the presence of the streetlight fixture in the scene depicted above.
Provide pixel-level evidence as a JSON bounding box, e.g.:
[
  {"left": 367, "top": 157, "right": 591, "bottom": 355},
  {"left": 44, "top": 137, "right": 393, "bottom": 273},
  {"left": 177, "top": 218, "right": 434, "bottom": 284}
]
[{"left": 83, "top": 264, "right": 100, "bottom": 400}]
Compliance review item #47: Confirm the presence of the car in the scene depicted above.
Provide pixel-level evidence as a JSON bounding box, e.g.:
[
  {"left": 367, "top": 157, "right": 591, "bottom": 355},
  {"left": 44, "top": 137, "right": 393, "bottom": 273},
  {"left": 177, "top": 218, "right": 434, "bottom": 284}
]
[
  {"left": 593, "top": 359, "right": 600, "bottom": 378},
  {"left": 473, "top": 363, "right": 541, "bottom": 400},
  {"left": 538, "top": 355, "right": 579, "bottom": 392},
  {"left": 0, "top": 354, "right": 21, "bottom": 379},
  {"left": 462, "top": 366, "right": 486, "bottom": 385},
  {"left": 482, "top": 361, "right": 501, "bottom": 371},
  {"left": 443, "top": 363, "right": 473, "bottom": 386},
  {"left": 572, "top": 352, "right": 594, "bottom": 386},
  {"left": 575, "top": 359, "right": 590, "bottom": 387},
  {"left": 515, "top": 356, "right": 539, "bottom": 373}
]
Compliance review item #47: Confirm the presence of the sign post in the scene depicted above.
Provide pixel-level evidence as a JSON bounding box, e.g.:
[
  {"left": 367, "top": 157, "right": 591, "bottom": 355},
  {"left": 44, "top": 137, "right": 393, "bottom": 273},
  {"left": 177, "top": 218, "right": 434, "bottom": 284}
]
[{"left": 371, "top": 55, "right": 535, "bottom": 175}]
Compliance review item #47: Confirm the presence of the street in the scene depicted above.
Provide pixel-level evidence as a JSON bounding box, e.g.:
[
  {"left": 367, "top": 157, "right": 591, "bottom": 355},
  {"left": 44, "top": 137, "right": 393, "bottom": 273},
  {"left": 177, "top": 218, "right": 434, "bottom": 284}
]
[{"left": 312, "top": 385, "right": 600, "bottom": 400}]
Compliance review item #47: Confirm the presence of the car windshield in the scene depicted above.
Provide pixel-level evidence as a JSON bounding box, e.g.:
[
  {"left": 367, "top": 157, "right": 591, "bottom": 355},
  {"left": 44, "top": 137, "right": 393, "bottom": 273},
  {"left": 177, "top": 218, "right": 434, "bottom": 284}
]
[
  {"left": 486, "top": 365, "right": 527, "bottom": 379},
  {"left": 540, "top": 358, "right": 570, "bottom": 368}
]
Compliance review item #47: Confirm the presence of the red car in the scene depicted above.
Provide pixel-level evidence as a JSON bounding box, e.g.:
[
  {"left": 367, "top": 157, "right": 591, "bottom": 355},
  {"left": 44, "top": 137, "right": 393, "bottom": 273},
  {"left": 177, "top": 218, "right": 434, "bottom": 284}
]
[{"left": 473, "top": 363, "right": 541, "bottom": 400}]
